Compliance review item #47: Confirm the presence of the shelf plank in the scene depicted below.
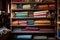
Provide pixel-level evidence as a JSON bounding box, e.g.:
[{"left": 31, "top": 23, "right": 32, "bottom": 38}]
[
  {"left": 12, "top": 30, "right": 55, "bottom": 33},
  {"left": 11, "top": 17, "right": 51, "bottom": 20},
  {"left": 10, "top": 25, "right": 55, "bottom": 27},
  {"left": 11, "top": 9, "right": 55, "bottom": 11},
  {"left": 11, "top": 2, "right": 55, "bottom": 4}
]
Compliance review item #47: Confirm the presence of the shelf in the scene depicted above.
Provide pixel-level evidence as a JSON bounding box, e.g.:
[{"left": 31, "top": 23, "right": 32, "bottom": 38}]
[
  {"left": 11, "top": 2, "right": 55, "bottom": 4},
  {"left": 11, "top": 17, "right": 51, "bottom": 20},
  {"left": 10, "top": 25, "right": 55, "bottom": 27},
  {"left": 12, "top": 9, "right": 55, "bottom": 11},
  {"left": 12, "top": 30, "right": 55, "bottom": 33}
]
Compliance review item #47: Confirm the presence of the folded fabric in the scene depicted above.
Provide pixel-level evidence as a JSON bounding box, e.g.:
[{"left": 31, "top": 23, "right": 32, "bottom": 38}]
[
  {"left": 34, "top": 36, "right": 47, "bottom": 39},
  {"left": 23, "top": 4, "right": 31, "bottom": 9},
  {"left": 34, "top": 16, "right": 47, "bottom": 18},
  {"left": 15, "top": 12, "right": 28, "bottom": 14},
  {"left": 12, "top": 21, "right": 19, "bottom": 25},
  {"left": 17, "top": 35, "right": 32, "bottom": 39},
  {"left": 34, "top": 12, "right": 47, "bottom": 15},
  {"left": 14, "top": 12, "right": 28, "bottom": 17},
  {"left": 34, "top": 24, "right": 50, "bottom": 26},
  {"left": 34, "top": 14, "right": 47, "bottom": 15},
  {"left": 33, "top": 10, "right": 48, "bottom": 15},
  {"left": 13, "top": 28, "right": 22, "bottom": 32},
  {"left": 19, "top": 21, "right": 27, "bottom": 24},
  {"left": 37, "top": 5, "right": 48, "bottom": 9},
  {"left": 17, "top": 4, "right": 23, "bottom": 8},
  {"left": 29, "top": 13, "right": 33, "bottom": 17},
  {"left": 40, "top": 29, "right": 54, "bottom": 31},
  {"left": 34, "top": 20, "right": 50, "bottom": 24},
  {"left": 20, "top": 24, "right": 27, "bottom": 26},
  {"left": 27, "top": 20, "right": 34, "bottom": 25},
  {"left": 49, "top": 4, "right": 55, "bottom": 9},
  {"left": 11, "top": 4, "right": 17, "bottom": 9}
]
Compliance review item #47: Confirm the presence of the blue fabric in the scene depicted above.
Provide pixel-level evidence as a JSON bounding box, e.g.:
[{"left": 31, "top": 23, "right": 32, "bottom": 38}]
[
  {"left": 27, "top": 20, "right": 34, "bottom": 25},
  {"left": 17, "top": 4, "right": 22, "bottom": 8},
  {"left": 57, "top": 30, "right": 60, "bottom": 37},
  {"left": 14, "top": 12, "right": 28, "bottom": 17},
  {"left": 17, "top": 35, "right": 32, "bottom": 39}
]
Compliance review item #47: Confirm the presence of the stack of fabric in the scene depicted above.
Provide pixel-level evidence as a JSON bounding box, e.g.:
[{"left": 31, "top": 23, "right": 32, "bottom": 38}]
[
  {"left": 37, "top": 5, "right": 48, "bottom": 9},
  {"left": 27, "top": 20, "right": 34, "bottom": 25},
  {"left": 49, "top": 4, "right": 55, "bottom": 9},
  {"left": 35, "top": 0, "right": 43, "bottom": 2},
  {"left": 23, "top": 4, "right": 31, "bottom": 9},
  {"left": 14, "top": 12, "right": 28, "bottom": 17},
  {"left": 11, "top": 4, "right": 17, "bottom": 9},
  {"left": 33, "top": 10, "right": 48, "bottom": 18},
  {"left": 19, "top": 20, "right": 27, "bottom": 26},
  {"left": 17, "top": 4, "right": 23, "bottom": 8},
  {"left": 34, "top": 20, "right": 51, "bottom": 26},
  {"left": 16, "top": 35, "right": 32, "bottom": 39},
  {"left": 12, "top": 20, "right": 19, "bottom": 26},
  {"left": 29, "top": 12, "right": 33, "bottom": 17},
  {"left": 22, "top": 27, "right": 39, "bottom": 31}
]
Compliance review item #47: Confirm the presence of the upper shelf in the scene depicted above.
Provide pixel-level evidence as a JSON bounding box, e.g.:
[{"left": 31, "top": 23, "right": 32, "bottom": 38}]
[
  {"left": 11, "top": 8, "right": 55, "bottom": 11},
  {"left": 11, "top": 2, "right": 55, "bottom": 4}
]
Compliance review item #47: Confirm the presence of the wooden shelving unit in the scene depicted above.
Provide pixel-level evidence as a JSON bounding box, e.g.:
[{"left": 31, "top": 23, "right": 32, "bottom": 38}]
[
  {"left": 10, "top": 0, "right": 56, "bottom": 40},
  {"left": 57, "top": 0, "right": 60, "bottom": 39}
]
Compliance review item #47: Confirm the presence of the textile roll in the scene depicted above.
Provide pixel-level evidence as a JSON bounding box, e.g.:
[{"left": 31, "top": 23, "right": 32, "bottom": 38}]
[
  {"left": 27, "top": 20, "right": 34, "bottom": 25},
  {"left": 23, "top": 4, "right": 31, "bottom": 9},
  {"left": 17, "top": 35, "right": 32, "bottom": 39},
  {"left": 11, "top": 4, "right": 17, "bottom": 9},
  {"left": 12, "top": 21, "right": 19, "bottom": 25},
  {"left": 17, "top": 4, "right": 22, "bottom": 8},
  {"left": 37, "top": 5, "right": 48, "bottom": 9},
  {"left": 34, "top": 20, "right": 50, "bottom": 24}
]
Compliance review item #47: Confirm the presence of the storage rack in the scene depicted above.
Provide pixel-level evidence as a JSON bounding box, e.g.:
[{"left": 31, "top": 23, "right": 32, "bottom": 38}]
[
  {"left": 57, "top": 0, "right": 60, "bottom": 39},
  {"left": 10, "top": 0, "right": 56, "bottom": 40}
]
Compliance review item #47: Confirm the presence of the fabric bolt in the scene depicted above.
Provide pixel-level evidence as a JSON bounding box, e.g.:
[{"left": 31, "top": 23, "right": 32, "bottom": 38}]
[
  {"left": 34, "top": 24, "right": 50, "bottom": 26},
  {"left": 23, "top": 5, "right": 31, "bottom": 9},
  {"left": 37, "top": 5, "right": 48, "bottom": 9},
  {"left": 12, "top": 21, "right": 19, "bottom": 25},
  {"left": 49, "top": 4, "right": 55, "bottom": 9},
  {"left": 34, "top": 16, "right": 47, "bottom": 18},
  {"left": 11, "top": 4, "right": 17, "bottom": 9},
  {"left": 27, "top": 20, "right": 34, "bottom": 25},
  {"left": 34, "top": 20, "right": 50, "bottom": 23},
  {"left": 17, "top": 4, "right": 22, "bottom": 8},
  {"left": 17, "top": 35, "right": 32, "bottom": 39}
]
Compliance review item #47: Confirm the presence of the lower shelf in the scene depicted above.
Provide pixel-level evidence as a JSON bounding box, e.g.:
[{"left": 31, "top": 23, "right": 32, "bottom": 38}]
[{"left": 12, "top": 30, "right": 55, "bottom": 34}]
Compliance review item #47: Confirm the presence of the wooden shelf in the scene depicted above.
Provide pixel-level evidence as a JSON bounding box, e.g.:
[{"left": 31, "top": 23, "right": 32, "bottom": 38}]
[
  {"left": 11, "top": 17, "right": 51, "bottom": 20},
  {"left": 11, "top": 2, "right": 55, "bottom": 4},
  {"left": 10, "top": 25, "right": 55, "bottom": 27},
  {"left": 12, "top": 30, "right": 55, "bottom": 33},
  {"left": 12, "top": 9, "right": 55, "bottom": 11}
]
